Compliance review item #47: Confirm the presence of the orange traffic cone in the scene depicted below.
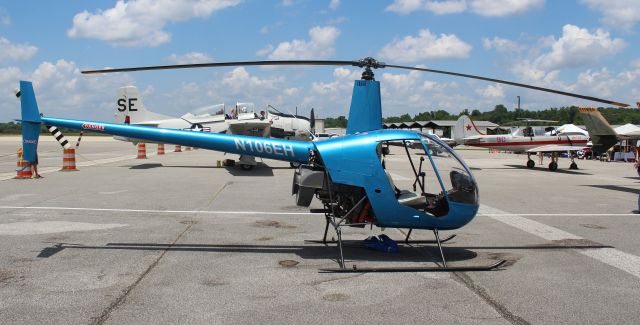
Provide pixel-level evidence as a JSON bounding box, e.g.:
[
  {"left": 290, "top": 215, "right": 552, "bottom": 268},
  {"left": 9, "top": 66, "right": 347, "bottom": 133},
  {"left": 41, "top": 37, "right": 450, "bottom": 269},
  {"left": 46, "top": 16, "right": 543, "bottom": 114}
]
[
  {"left": 137, "top": 143, "right": 147, "bottom": 159},
  {"left": 157, "top": 143, "right": 165, "bottom": 155},
  {"left": 15, "top": 148, "right": 33, "bottom": 179},
  {"left": 174, "top": 145, "right": 182, "bottom": 152},
  {"left": 62, "top": 148, "right": 78, "bottom": 171}
]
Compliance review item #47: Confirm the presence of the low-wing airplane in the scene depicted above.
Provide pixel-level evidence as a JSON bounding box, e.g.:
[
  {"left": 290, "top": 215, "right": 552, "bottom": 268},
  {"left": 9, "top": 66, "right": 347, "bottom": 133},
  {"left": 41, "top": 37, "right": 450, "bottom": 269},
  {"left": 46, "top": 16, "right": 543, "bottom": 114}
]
[
  {"left": 115, "top": 86, "right": 313, "bottom": 169},
  {"left": 454, "top": 115, "right": 590, "bottom": 171},
  {"left": 16, "top": 57, "right": 629, "bottom": 272}
]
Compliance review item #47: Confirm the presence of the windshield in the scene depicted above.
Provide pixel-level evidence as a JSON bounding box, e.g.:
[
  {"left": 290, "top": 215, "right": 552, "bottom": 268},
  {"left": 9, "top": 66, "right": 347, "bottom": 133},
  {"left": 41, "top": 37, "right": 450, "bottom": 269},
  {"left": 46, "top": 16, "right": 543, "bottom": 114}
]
[{"left": 420, "top": 133, "right": 478, "bottom": 205}]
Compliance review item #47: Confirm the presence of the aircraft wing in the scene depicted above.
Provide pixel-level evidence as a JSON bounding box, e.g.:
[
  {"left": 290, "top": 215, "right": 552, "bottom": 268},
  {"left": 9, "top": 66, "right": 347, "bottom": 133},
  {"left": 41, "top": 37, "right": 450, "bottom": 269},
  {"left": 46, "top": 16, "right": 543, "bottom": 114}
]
[{"left": 526, "top": 145, "right": 588, "bottom": 153}]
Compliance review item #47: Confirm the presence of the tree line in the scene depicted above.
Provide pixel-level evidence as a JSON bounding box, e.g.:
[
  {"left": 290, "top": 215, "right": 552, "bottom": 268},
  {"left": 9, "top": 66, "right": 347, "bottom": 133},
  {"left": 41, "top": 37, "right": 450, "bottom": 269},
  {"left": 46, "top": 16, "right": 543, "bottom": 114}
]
[{"left": 324, "top": 105, "right": 640, "bottom": 128}]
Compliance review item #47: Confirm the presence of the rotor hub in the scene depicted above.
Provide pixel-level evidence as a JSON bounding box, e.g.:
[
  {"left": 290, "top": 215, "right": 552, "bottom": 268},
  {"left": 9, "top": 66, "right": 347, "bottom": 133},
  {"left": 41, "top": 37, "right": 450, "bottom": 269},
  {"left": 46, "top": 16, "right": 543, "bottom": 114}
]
[{"left": 354, "top": 57, "right": 386, "bottom": 80}]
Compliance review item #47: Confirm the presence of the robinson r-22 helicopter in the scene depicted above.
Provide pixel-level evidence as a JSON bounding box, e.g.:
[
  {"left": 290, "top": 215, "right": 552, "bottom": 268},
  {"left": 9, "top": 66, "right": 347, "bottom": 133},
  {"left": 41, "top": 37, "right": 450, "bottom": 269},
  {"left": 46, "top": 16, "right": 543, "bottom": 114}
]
[{"left": 16, "top": 57, "right": 628, "bottom": 272}]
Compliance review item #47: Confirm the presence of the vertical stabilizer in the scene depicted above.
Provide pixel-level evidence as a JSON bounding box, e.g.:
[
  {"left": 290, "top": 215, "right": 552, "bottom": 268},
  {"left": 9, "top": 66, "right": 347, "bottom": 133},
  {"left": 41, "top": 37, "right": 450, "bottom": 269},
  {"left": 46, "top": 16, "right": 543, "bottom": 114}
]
[
  {"left": 115, "top": 86, "right": 171, "bottom": 124},
  {"left": 18, "top": 81, "right": 41, "bottom": 163},
  {"left": 578, "top": 107, "right": 618, "bottom": 155},
  {"left": 346, "top": 80, "right": 382, "bottom": 134},
  {"left": 454, "top": 115, "right": 484, "bottom": 144}
]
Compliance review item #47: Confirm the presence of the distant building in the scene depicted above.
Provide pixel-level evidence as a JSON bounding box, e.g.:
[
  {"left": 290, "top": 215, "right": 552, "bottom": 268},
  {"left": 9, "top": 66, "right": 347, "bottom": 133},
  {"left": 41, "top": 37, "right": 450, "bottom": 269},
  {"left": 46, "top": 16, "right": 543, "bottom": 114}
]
[{"left": 383, "top": 120, "right": 499, "bottom": 138}]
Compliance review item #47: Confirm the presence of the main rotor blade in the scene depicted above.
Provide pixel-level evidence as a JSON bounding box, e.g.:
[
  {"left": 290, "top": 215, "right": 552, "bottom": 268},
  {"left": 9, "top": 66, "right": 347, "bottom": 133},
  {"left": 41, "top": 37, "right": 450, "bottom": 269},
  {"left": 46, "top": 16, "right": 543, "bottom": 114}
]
[
  {"left": 386, "top": 64, "right": 630, "bottom": 107},
  {"left": 81, "top": 60, "right": 359, "bottom": 74}
]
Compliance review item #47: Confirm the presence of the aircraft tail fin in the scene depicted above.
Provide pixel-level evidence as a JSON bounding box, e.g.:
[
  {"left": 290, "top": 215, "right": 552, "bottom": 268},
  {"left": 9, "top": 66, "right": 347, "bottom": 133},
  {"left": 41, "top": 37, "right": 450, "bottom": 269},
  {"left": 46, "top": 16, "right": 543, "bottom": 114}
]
[
  {"left": 454, "top": 115, "right": 484, "bottom": 144},
  {"left": 578, "top": 107, "right": 618, "bottom": 155},
  {"left": 116, "top": 86, "right": 171, "bottom": 124},
  {"left": 16, "top": 81, "right": 42, "bottom": 163},
  {"left": 346, "top": 80, "right": 382, "bottom": 134}
]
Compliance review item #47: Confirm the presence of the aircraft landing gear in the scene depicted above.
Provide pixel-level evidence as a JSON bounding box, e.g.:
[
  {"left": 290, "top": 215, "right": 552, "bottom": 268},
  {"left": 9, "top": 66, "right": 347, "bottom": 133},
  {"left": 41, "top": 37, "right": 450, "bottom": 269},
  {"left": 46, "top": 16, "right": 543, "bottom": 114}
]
[
  {"left": 312, "top": 224, "right": 505, "bottom": 272},
  {"left": 290, "top": 162, "right": 301, "bottom": 168},
  {"left": 548, "top": 152, "right": 559, "bottom": 171},
  {"left": 569, "top": 156, "right": 578, "bottom": 170},
  {"left": 240, "top": 164, "right": 254, "bottom": 171},
  {"left": 238, "top": 155, "right": 257, "bottom": 171},
  {"left": 526, "top": 153, "right": 535, "bottom": 168},
  {"left": 527, "top": 160, "right": 535, "bottom": 168}
]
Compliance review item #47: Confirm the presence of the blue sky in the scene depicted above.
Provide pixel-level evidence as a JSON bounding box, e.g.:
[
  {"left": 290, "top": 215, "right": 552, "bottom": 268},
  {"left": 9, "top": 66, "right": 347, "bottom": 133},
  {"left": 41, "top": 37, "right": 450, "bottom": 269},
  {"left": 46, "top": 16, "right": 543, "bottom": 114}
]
[{"left": 1, "top": 0, "right": 639, "bottom": 122}]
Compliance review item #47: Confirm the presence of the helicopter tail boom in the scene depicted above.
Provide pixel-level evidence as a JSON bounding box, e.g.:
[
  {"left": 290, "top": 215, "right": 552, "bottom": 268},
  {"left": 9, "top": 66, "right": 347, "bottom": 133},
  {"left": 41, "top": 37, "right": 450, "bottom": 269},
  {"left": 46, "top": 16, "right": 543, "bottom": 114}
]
[
  {"left": 18, "top": 80, "right": 312, "bottom": 164},
  {"left": 40, "top": 117, "right": 312, "bottom": 163}
]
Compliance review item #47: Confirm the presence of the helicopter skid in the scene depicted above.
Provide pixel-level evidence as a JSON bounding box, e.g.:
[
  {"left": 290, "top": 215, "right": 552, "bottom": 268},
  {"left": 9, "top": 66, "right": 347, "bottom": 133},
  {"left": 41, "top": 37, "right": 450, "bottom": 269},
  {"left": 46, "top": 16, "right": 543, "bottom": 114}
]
[
  {"left": 304, "top": 234, "right": 456, "bottom": 246},
  {"left": 319, "top": 260, "right": 506, "bottom": 273}
]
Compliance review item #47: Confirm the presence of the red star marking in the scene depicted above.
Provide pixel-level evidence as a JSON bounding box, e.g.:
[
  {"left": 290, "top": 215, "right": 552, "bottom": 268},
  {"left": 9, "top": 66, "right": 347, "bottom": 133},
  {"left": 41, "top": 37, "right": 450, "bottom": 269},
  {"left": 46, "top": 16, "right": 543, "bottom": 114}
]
[{"left": 466, "top": 124, "right": 472, "bottom": 131}]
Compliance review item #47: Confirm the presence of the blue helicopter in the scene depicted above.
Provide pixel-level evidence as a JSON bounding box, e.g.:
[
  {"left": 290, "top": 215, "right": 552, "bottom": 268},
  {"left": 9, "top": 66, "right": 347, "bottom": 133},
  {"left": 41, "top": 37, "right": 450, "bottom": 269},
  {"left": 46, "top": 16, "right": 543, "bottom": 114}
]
[{"left": 16, "top": 58, "right": 628, "bottom": 272}]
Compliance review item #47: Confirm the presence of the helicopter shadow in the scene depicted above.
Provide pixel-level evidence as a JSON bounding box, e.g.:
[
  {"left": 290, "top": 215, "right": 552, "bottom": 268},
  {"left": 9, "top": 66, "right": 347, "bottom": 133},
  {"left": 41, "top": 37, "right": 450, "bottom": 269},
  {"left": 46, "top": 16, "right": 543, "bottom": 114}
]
[
  {"left": 503, "top": 164, "right": 592, "bottom": 175},
  {"left": 581, "top": 184, "right": 640, "bottom": 194},
  {"left": 127, "top": 163, "right": 220, "bottom": 170},
  {"left": 225, "top": 164, "right": 294, "bottom": 177},
  {"left": 36, "top": 242, "right": 480, "bottom": 264},
  {"left": 128, "top": 163, "right": 164, "bottom": 170}
]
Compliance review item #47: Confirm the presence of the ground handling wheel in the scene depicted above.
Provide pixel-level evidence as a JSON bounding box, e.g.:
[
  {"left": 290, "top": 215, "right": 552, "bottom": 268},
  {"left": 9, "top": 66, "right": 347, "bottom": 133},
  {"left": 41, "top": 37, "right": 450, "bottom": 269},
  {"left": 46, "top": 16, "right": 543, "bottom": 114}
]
[
  {"left": 526, "top": 160, "right": 535, "bottom": 168},
  {"left": 548, "top": 162, "right": 558, "bottom": 171}
]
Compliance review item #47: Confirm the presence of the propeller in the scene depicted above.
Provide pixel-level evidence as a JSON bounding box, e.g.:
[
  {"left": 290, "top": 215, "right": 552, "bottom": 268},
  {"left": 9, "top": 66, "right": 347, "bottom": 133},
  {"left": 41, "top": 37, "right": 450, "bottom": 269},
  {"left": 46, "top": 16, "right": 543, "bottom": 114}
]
[
  {"left": 81, "top": 57, "right": 629, "bottom": 107},
  {"left": 310, "top": 108, "right": 315, "bottom": 130}
]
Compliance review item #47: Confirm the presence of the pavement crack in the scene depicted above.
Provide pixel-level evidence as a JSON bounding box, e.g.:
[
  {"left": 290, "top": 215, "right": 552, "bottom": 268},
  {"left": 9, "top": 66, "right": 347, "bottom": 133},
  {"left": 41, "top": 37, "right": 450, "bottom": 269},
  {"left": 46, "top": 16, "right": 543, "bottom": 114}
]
[
  {"left": 89, "top": 221, "right": 195, "bottom": 325},
  {"left": 451, "top": 272, "right": 529, "bottom": 325},
  {"left": 204, "top": 181, "right": 232, "bottom": 208}
]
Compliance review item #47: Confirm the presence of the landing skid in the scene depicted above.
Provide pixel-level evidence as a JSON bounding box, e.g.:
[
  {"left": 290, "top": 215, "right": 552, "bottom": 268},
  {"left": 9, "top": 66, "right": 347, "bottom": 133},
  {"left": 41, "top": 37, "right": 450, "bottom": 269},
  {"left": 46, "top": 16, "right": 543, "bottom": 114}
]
[
  {"left": 319, "top": 260, "right": 506, "bottom": 273},
  {"left": 304, "top": 234, "right": 456, "bottom": 246}
]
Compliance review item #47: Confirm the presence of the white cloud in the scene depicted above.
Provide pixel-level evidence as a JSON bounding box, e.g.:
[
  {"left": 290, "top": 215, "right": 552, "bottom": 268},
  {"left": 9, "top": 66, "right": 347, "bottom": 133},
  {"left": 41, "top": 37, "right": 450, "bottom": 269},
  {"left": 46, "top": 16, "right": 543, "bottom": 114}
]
[
  {"left": 470, "top": 0, "right": 543, "bottom": 17},
  {"left": 425, "top": 0, "right": 467, "bottom": 14},
  {"left": 482, "top": 36, "right": 525, "bottom": 53},
  {"left": 67, "top": 0, "right": 241, "bottom": 47},
  {"left": 386, "top": 0, "right": 425, "bottom": 14},
  {"left": 476, "top": 83, "right": 505, "bottom": 99},
  {"left": 386, "top": 0, "right": 542, "bottom": 16},
  {"left": 534, "top": 24, "right": 625, "bottom": 71},
  {"left": 280, "top": 0, "right": 295, "bottom": 6},
  {"left": 166, "top": 52, "right": 213, "bottom": 64},
  {"left": 267, "top": 26, "right": 340, "bottom": 59},
  {"left": 0, "top": 60, "right": 134, "bottom": 121},
  {"left": 379, "top": 29, "right": 471, "bottom": 63},
  {"left": 0, "top": 7, "right": 10, "bottom": 26},
  {"left": 580, "top": 0, "right": 640, "bottom": 31},
  {"left": 0, "top": 38, "right": 38, "bottom": 62},
  {"left": 329, "top": 0, "right": 340, "bottom": 10},
  {"left": 255, "top": 44, "right": 274, "bottom": 56}
]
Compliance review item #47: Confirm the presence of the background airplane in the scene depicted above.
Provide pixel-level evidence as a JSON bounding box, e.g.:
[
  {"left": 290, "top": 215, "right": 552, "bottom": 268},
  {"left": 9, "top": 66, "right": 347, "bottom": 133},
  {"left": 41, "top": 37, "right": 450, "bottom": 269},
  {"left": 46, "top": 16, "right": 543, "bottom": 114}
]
[
  {"left": 578, "top": 107, "right": 640, "bottom": 159},
  {"left": 115, "top": 86, "right": 313, "bottom": 169},
  {"left": 454, "top": 115, "right": 589, "bottom": 171}
]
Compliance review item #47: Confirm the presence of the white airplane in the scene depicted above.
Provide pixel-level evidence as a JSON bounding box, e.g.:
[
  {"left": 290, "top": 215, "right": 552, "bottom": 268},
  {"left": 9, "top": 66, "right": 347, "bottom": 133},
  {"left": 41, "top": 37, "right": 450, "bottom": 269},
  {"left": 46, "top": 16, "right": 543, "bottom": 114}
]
[
  {"left": 454, "top": 115, "right": 590, "bottom": 171},
  {"left": 578, "top": 107, "right": 639, "bottom": 156},
  {"left": 115, "top": 86, "right": 313, "bottom": 170}
]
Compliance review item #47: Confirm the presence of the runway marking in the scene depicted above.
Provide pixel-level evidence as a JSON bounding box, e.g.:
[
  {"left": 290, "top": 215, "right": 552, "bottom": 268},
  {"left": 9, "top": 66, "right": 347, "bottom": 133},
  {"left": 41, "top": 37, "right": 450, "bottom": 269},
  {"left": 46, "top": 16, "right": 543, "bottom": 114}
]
[
  {"left": 481, "top": 204, "right": 640, "bottom": 279},
  {"left": 0, "top": 221, "right": 127, "bottom": 235},
  {"left": 0, "top": 205, "right": 319, "bottom": 215}
]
